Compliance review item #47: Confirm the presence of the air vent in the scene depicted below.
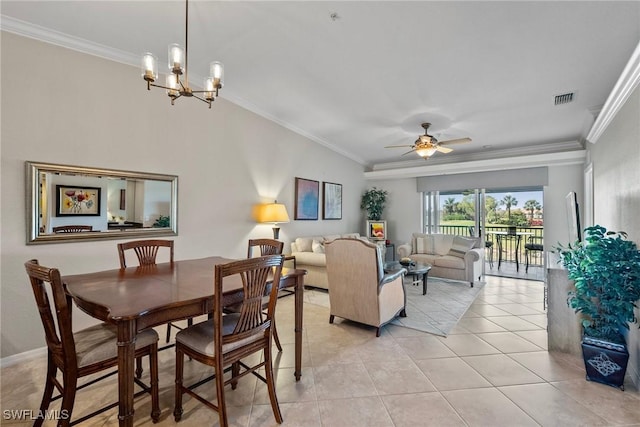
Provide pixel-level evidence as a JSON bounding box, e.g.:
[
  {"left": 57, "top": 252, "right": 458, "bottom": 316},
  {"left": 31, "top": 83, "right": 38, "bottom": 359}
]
[{"left": 554, "top": 92, "right": 574, "bottom": 105}]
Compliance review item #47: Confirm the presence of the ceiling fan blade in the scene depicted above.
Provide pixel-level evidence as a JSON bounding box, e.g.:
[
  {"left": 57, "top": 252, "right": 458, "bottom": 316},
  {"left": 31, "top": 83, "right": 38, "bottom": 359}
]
[
  {"left": 436, "top": 145, "right": 453, "bottom": 154},
  {"left": 384, "top": 144, "right": 414, "bottom": 148},
  {"left": 439, "top": 137, "right": 471, "bottom": 146},
  {"left": 401, "top": 149, "right": 416, "bottom": 156}
]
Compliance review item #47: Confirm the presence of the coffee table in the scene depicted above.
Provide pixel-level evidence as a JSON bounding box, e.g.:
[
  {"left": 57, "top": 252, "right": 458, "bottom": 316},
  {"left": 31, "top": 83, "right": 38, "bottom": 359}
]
[{"left": 385, "top": 261, "right": 432, "bottom": 295}]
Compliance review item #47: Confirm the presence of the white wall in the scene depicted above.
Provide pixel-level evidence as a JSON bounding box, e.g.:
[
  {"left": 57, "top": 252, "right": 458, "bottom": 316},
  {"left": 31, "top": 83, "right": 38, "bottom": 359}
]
[
  {"left": 588, "top": 84, "right": 640, "bottom": 387},
  {"left": 0, "top": 32, "right": 366, "bottom": 357}
]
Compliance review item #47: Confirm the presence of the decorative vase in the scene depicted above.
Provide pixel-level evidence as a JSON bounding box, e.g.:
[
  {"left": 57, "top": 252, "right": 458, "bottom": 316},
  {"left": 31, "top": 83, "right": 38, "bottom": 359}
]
[{"left": 581, "top": 336, "right": 628, "bottom": 390}]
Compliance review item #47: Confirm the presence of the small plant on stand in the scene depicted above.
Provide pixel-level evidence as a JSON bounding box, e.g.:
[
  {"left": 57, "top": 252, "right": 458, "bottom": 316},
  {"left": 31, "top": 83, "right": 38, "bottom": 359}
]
[{"left": 361, "top": 187, "right": 388, "bottom": 220}]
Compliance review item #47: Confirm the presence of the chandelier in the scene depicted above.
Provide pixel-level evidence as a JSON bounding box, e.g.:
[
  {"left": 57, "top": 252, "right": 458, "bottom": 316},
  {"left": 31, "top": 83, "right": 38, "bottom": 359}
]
[{"left": 141, "top": 0, "right": 223, "bottom": 108}]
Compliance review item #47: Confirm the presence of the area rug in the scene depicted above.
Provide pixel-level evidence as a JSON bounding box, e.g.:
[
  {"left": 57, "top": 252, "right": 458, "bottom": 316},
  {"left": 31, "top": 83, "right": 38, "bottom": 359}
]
[
  {"left": 305, "top": 278, "right": 484, "bottom": 337},
  {"left": 390, "top": 278, "right": 485, "bottom": 336}
]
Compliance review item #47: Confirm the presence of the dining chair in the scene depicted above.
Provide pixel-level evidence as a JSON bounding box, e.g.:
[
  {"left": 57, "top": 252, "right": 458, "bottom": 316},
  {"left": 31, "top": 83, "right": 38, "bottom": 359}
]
[
  {"left": 245, "top": 238, "right": 285, "bottom": 351},
  {"left": 117, "top": 239, "right": 190, "bottom": 345},
  {"left": 24, "top": 259, "right": 160, "bottom": 426},
  {"left": 525, "top": 235, "right": 544, "bottom": 273},
  {"left": 173, "top": 255, "right": 285, "bottom": 426},
  {"left": 52, "top": 225, "right": 93, "bottom": 233}
]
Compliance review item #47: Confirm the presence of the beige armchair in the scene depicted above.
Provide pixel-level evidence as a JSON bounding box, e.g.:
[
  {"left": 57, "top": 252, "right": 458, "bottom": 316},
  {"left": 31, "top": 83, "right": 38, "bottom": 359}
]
[{"left": 325, "top": 238, "right": 406, "bottom": 337}]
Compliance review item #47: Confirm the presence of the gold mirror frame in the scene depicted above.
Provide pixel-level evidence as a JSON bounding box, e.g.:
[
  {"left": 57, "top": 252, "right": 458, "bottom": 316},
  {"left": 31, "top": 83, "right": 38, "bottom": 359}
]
[{"left": 26, "top": 161, "right": 178, "bottom": 244}]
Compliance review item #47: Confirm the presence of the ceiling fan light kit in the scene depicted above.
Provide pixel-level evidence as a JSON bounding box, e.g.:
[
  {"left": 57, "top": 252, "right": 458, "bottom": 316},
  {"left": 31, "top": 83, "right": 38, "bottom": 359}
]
[
  {"left": 385, "top": 122, "right": 471, "bottom": 159},
  {"left": 141, "top": 0, "right": 224, "bottom": 109}
]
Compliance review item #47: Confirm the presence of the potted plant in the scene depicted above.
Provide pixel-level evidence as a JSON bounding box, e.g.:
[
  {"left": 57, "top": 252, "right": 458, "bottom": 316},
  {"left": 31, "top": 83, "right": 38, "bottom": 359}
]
[
  {"left": 361, "top": 187, "right": 388, "bottom": 220},
  {"left": 555, "top": 225, "right": 640, "bottom": 389}
]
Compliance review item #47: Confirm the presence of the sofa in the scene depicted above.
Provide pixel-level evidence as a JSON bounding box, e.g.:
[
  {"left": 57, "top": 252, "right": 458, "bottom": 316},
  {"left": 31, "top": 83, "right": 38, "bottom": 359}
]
[
  {"left": 397, "top": 233, "right": 484, "bottom": 286},
  {"left": 290, "top": 233, "right": 362, "bottom": 289}
]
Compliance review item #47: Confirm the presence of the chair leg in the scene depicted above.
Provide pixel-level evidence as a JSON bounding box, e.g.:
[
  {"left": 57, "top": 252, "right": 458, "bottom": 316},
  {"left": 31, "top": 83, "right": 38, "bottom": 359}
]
[
  {"left": 173, "top": 347, "right": 184, "bottom": 422},
  {"left": 34, "top": 357, "right": 57, "bottom": 427},
  {"left": 166, "top": 322, "right": 172, "bottom": 343},
  {"left": 272, "top": 319, "right": 283, "bottom": 352},
  {"left": 231, "top": 362, "right": 240, "bottom": 390},
  {"left": 525, "top": 250, "right": 529, "bottom": 273},
  {"left": 149, "top": 344, "right": 160, "bottom": 423},
  {"left": 59, "top": 372, "right": 77, "bottom": 427},
  {"left": 214, "top": 358, "right": 228, "bottom": 427},
  {"left": 135, "top": 357, "right": 143, "bottom": 379},
  {"left": 264, "top": 344, "right": 283, "bottom": 424}
]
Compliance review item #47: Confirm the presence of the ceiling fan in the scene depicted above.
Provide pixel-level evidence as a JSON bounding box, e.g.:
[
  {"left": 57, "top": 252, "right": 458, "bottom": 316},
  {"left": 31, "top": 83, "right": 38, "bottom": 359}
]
[{"left": 385, "top": 122, "right": 471, "bottom": 158}]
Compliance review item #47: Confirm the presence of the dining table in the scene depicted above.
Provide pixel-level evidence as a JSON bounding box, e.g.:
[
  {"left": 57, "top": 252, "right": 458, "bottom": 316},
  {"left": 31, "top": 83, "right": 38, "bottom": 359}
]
[
  {"left": 63, "top": 256, "right": 306, "bottom": 427},
  {"left": 486, "top": 231, "right": 533, "bottom": 271}
]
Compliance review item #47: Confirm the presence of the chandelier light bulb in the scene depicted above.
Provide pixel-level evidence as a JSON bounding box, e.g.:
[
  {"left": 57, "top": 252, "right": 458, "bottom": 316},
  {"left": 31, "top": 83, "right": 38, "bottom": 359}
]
[
  {"left": 168, "top": 43, "right": 185, "bottom": 75},
  {"left": 141, "top": 53, "right": 157, "bottom": 82},
  {"left": 210, "top": 61, "right": 224, "bottom": 87},
  {"left": 204, "top": 77, "right": 215, "bottom": 101},
  {"left": 166, "top": 74, "right": 179, "bottom": 98}
]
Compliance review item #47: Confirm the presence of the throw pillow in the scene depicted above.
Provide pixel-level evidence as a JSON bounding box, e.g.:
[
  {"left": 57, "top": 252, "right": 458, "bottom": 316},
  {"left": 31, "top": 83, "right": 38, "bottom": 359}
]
[
  {"left": 448, "top": 235, "right": 476, "bottom": 258},
  {"left": 295, "top": 237, "right": 314, "bottom": 252},
  {"left": 312, "top": 239, "right": 325, "bottom": 254},
  {"left": 415, "top": 236, "right": 434, "bottom": 254}
]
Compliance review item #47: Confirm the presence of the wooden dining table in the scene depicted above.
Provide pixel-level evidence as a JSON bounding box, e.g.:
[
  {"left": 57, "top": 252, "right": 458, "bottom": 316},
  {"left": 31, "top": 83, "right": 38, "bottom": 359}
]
[{"left": 63, "top": 256, "right": 306, "bottom": 427}]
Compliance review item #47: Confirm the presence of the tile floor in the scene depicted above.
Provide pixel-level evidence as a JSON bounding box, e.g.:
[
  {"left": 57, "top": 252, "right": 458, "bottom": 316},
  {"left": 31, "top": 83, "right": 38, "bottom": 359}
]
[{"left": 2, "top": 275, "right": 640, "bottom": 426}]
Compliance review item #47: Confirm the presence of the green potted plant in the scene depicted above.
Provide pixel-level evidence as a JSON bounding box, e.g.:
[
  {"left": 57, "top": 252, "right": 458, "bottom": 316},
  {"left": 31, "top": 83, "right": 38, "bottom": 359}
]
[
  {"left": 555, "top": 225, "right": 640, "bottom": 389},
  {"left": 361, "top": 187, "right": 388, "bottom": 220},
  {"left": 153, "top": 215, "right": 170, "bottom": 228}
]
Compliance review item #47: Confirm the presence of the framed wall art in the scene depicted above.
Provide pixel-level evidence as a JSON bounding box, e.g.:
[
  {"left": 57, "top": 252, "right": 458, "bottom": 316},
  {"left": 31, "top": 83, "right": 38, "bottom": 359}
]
[
  {"left": 56, "top": 185, "right": 101, "bottom": 216},
  {"left": 322, "top": 181, "right": 342, "bottom": 220},
  {"left": 366, "top": 220, "right": 387, "bottom": 240},
  {"left": 294, "top": 177, "right": 319, "bottom": 220}
]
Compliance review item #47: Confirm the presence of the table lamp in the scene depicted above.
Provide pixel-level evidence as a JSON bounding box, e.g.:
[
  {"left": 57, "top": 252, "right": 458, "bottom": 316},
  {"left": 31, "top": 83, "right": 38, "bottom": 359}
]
[{"left": 256, "top": 201, "right": 290, "bottom": 240}]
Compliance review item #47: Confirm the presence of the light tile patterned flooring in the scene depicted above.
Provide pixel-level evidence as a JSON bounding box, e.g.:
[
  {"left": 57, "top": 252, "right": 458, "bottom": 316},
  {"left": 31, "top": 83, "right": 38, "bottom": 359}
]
[{"left": 3, "top": 275, "right": 640, "bottom": 426}]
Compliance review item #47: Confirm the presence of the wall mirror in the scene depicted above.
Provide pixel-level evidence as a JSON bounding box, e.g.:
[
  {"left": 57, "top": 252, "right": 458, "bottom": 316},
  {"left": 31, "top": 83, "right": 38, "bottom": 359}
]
[{"left": 26, "top": 161, "right": 178, "bottom": 244}]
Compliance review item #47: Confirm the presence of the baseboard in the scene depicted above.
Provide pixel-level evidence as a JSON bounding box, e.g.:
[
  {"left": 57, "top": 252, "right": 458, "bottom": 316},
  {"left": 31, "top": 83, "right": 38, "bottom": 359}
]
[{"left": 0, "top": 346, "right": 46, "bottom": 368}]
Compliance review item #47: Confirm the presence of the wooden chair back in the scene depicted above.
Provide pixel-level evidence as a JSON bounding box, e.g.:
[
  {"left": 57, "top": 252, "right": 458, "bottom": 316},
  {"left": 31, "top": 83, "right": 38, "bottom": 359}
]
[
  {"left": 247, "top": 239, "right": 284, "bottom": 258},
  {"left": 52, "top": 225, "right": 93, "bottom": 233},
  {"left": 214, "top": 255, "right": 284, "bottom": 350},
  {"left": 24, "top": 259, "right": 77, "bottom": 368},
  {"left": 117, "top": 239, "right": 174, "bottom": 268}
]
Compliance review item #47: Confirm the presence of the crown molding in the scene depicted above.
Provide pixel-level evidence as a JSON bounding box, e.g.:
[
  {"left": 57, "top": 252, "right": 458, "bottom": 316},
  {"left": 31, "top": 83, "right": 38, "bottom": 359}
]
[
  {"left": 364, "top": 150, "right": 586, "bottom": 180},
  {"left": 586, "top": 40, "right": 640, "bottom": 144},
  {"left": 1, "top": 15, "right": 138, "bottom": 66}
]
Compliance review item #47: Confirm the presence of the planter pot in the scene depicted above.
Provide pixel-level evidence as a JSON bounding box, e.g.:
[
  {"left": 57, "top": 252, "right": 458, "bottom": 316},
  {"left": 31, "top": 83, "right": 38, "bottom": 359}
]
[{"left": 581, "top": 336, "right": 628, "bottom": 390}]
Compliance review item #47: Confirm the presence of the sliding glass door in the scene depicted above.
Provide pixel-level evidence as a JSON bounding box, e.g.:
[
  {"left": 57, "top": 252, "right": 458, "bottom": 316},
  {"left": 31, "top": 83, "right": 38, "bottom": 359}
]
[{"left": 423, "top": 187, "right": 544, "bottom": 280}]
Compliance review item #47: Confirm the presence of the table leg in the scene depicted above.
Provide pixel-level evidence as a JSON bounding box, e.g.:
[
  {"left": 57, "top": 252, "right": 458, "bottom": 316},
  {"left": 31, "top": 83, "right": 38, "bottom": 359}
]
[
  {"left": 116, "top": 322, "right": 136, "bottom": 427},
  {"left": 294, "top": 274, "right": 303, "bottom": 381},
  {"left": 422, "top": 271, "right": 430, "bottom": 295}
]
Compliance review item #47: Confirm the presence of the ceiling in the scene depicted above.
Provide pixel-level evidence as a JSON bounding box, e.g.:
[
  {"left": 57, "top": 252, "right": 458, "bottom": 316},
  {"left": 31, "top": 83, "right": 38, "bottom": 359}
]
[{"left": 2, "top": 1, "right": 639, "bottom": 170}]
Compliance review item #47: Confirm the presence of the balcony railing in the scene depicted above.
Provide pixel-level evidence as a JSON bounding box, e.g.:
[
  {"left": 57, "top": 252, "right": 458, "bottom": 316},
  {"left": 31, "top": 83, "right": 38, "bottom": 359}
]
[{"left": 436, "top": 225, "right": 544, "bottom": 269}]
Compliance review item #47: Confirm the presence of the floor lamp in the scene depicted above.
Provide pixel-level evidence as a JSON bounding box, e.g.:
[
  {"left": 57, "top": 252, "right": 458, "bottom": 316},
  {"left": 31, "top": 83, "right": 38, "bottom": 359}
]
[{"left": 257, "top": 202, "right": 290, "bottom": 240}]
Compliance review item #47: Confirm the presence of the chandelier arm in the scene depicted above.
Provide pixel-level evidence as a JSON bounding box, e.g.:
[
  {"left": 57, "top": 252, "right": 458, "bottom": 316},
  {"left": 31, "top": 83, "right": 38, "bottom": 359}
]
[
  {"left": 192, "top": 93, "right": 213, "bottom": 104},
  {"left": 149, "top": 82, "right": 173, "bottom": 91}
]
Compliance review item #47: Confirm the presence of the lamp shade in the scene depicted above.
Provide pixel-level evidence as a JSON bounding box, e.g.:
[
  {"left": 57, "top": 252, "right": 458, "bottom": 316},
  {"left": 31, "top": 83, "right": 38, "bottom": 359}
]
[{"left": 257, "top": 203, "right": 290, "bottom": 224}]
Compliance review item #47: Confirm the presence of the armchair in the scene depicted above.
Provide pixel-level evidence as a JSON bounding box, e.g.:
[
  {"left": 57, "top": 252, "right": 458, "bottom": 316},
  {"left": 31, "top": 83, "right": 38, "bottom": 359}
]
[{"left": 325, "top": 238, "right": 406, "bottom": 337}]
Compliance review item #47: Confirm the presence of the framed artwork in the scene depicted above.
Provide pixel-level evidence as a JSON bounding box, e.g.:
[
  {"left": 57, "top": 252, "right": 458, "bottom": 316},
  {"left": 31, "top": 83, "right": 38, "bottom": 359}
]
[
  {"left": 322, "top": 182, "right": 342, "bottom": 220},
  {"left": 366, "top": 220, "right": 387, "bottom": 240},
  {"left": 294, "top": 177, "right": 319, "bottom": 220},
  {"left": 56, "top": 185, "right": 101, "bottom": 216}
]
